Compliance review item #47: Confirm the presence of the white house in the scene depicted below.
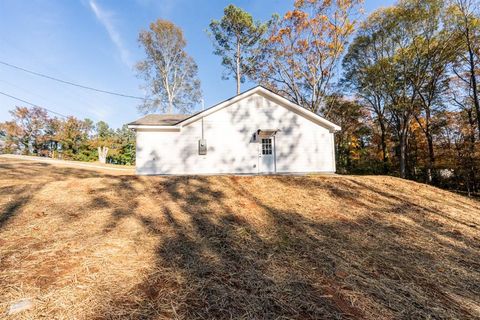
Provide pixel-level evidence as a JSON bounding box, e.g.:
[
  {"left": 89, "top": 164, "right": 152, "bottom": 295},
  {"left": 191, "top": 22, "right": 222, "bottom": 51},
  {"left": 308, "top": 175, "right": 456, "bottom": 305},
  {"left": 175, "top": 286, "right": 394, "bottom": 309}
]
[{"left": 128, "top": 86, "right": 340, "bottom": 175}]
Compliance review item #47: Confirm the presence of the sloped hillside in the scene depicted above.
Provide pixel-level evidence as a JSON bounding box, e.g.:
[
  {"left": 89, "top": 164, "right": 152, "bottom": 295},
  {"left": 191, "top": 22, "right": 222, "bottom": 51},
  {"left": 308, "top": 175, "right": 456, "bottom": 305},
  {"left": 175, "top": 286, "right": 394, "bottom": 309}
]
[{"left": 0, "top": 157, "right": 479, "bottom": 319}]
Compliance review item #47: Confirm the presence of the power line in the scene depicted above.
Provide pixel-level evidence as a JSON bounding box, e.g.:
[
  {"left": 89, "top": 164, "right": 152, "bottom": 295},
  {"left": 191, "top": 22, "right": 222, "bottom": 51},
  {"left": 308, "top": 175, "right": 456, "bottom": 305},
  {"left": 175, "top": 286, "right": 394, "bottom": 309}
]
[
  {"left": 1, "top": 39, "right": 116, "bottom": 114},
  {"left": 0, "top": 60, "right": 151, "bottom": 101},
  {"left": 0, "top": 78, "right": 99, "bottom": 120},
  {"left": 0, "top": 91, "right": 68, "bottom": 118}
]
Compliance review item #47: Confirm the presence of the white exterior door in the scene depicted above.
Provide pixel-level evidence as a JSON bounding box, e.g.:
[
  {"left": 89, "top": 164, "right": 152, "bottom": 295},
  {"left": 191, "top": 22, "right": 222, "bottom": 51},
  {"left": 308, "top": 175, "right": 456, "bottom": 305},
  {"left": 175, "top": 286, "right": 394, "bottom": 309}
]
[{"left": 259, "top": 138, "right": 275, "bottom": 173}]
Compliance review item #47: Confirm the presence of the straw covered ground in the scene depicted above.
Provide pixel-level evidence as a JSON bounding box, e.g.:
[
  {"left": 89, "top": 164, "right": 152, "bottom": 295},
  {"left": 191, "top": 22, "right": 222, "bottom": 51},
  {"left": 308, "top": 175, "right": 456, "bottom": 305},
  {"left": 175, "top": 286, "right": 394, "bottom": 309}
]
[{"left": 0, "top": 157, "right": 479, "bottom": 319}]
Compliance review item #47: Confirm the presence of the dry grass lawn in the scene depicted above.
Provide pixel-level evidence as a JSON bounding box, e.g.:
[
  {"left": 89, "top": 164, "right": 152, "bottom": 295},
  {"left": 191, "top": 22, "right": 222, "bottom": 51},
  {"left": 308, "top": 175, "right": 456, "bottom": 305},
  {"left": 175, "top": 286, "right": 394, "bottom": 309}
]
[{"left": 0, "top": 157, "right": 479, "bottom": 319}]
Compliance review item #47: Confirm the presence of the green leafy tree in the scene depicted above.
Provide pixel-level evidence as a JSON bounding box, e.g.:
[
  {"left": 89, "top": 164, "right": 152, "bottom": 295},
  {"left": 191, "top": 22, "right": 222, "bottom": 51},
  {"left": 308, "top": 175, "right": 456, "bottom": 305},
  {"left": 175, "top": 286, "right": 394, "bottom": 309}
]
[
  {"left": 208, "top": 4, "right": 267, "bottom": 94},
  {"left": 110, "top": 125, "right": 136, "bottom": 165},
  {"left": 94, "top": 121, "right": 114, "bottom": 163},
  {"left": 344, "top": 0, "right": 457, "bottom": 181},
  {"left": 57, "top": 117, "right": 94, "bottom": 161},
  {"left": 137, "top": 19, "right": 202, "bottom": 114},
  {"left": 42, "top": 117, "right": 62, "bottom": 157},
  {"left": 327, "top": 97, "right": 372, "bottom": 173}
]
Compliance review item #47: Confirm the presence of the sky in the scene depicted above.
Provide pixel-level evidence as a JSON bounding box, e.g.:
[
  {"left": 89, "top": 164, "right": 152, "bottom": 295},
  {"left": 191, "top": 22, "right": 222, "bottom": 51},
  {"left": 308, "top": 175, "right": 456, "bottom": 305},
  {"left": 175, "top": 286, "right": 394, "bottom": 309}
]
[{"left": 0, "top": 0, "right": 394, "bottom": 129}]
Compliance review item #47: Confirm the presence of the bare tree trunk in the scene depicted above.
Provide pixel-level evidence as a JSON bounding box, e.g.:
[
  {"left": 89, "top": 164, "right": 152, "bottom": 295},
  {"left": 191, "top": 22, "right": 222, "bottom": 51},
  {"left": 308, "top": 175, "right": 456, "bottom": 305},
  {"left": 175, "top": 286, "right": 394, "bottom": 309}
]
[
  {"left": 166, "top": 86, "right": 174, "bottom": 114},
  {"left": 427, "top": 133, "right": 435, "bottom": 184},
  {"left": 460, "top": 2, "right": 480, "bottom": 139},
  {"left": 424, "top": 107, "right": 436, "bottom": 184},
  {"left": 379, "top": 117, "right": 389, "bottom": 174},
  {"left": 468, "top": 47, "right": 480, "bottom": 139},
  {"left": 98, "top": 146, "right": 109, "bottom": 164},
  {"left": 236, "top": 38, "right": 241, "bottom": 95},
  {"left": 399, "top": 129, "right": 407, "bottom": 179},
  {"left": 467, "top": 109, "right": 478, "bottom": 192}
]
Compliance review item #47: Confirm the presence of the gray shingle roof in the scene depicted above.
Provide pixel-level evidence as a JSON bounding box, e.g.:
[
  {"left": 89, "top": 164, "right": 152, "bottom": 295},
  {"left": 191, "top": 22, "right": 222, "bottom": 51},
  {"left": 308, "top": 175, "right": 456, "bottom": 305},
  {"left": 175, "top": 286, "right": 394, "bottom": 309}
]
[{"left": 128, "top": 114, "right": 189, "bottom": 126}]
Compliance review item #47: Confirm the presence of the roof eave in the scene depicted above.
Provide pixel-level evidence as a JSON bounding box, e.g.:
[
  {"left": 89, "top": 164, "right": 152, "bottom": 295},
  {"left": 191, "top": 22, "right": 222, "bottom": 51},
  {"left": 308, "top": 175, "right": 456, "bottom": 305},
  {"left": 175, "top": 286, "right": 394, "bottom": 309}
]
[
  {"left": 126, "top": 85, "right": 342, "bottom": 132},
  {"left": 127, "top": 124, "right": 181, "bottom": 130}
]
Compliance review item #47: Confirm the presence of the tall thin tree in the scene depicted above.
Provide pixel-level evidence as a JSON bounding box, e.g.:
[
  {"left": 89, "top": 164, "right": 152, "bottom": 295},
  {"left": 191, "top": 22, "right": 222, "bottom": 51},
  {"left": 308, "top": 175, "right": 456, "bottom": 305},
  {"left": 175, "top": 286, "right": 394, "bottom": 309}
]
[
  {"left": 137, "top": 19, "right": 202, "bottom": 114},
  {"left": 449, "top": 0, "right": 480, "bottom": 138},
  {"left": 208, "top": 5, "right": 267, "bottom": 94}
]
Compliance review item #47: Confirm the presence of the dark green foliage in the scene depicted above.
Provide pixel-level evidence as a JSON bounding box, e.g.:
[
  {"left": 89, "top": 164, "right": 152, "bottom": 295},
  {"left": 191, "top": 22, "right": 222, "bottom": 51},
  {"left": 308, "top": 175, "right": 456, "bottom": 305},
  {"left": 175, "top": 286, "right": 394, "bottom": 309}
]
[{"left": 109, "top": 125, "right": 136, "bottom": 165}]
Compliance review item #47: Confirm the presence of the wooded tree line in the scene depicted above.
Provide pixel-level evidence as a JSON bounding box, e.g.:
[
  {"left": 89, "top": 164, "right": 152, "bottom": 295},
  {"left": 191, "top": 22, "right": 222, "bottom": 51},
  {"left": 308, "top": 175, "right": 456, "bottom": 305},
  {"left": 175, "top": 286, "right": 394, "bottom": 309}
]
[
  {"left": 203, "top": 0, "right": 480, "bottom": 195},
  {"left": 336, "top": 0, "right": 480, "bottom": 195},
  {"left": 0, "top": 107, "right": 135, "bottom": 165}
]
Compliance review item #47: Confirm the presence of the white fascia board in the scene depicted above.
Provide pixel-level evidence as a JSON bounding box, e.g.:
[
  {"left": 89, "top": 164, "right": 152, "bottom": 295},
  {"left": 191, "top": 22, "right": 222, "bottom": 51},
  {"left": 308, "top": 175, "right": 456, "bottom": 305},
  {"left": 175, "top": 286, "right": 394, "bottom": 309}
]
[{"left": 127, "top": 125, "right": 181, "bottom": 130}]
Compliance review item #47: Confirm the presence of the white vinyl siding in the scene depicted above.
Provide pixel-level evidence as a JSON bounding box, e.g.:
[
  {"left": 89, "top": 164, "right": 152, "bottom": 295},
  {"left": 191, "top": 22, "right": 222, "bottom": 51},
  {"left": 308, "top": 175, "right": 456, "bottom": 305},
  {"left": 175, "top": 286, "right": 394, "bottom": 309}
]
[{"left": 135, "top": 92, "right": 336, "bottom": 175}]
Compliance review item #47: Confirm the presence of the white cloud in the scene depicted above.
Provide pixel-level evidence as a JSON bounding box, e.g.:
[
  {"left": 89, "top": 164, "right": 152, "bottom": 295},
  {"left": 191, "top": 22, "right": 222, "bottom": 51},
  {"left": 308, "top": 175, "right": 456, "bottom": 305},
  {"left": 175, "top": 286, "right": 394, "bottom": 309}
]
[{"left": 89, "top": 0, "right": 131, "bottom": 68}]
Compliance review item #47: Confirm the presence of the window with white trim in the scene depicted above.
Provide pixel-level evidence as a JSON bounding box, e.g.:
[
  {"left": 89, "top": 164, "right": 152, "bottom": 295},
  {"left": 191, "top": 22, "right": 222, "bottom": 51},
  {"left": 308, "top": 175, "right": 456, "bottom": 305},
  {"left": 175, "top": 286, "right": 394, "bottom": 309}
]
[{"left": 261, "top": 138, "right": 272, "bottom": 155}]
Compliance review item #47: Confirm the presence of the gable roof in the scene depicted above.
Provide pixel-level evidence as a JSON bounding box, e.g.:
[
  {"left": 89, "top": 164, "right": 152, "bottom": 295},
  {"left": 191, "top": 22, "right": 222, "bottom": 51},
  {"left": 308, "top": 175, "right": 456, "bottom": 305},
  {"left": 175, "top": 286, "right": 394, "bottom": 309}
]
[
  {"left": 128, "top": 86, "right": 341, "bottom": 131},
  {"left": 128, "top": 114, "right": 189, "bottom": 126}
]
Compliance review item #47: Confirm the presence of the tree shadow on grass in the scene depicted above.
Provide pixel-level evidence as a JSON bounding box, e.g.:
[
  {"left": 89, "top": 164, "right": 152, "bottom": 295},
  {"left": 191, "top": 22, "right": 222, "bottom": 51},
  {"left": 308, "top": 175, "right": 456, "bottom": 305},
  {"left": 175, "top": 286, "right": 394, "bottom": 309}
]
[
  {"left": 0, "top": 161, "right": 116, "bottom": 180},
  {"left": 5, "top": 160, "right": 477, "bottom": 319},
  {"left": 98, "top": 177, "right": 354, "bottom": 319},
  {"left": 0, "top": 185, "right": 40, "bottom": 229},
  {"left": 95, "top": 175, "right": 479, "bottom": 319},
  {"left": 0, "top": 159, "right": 121, "bottom": 230}
]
